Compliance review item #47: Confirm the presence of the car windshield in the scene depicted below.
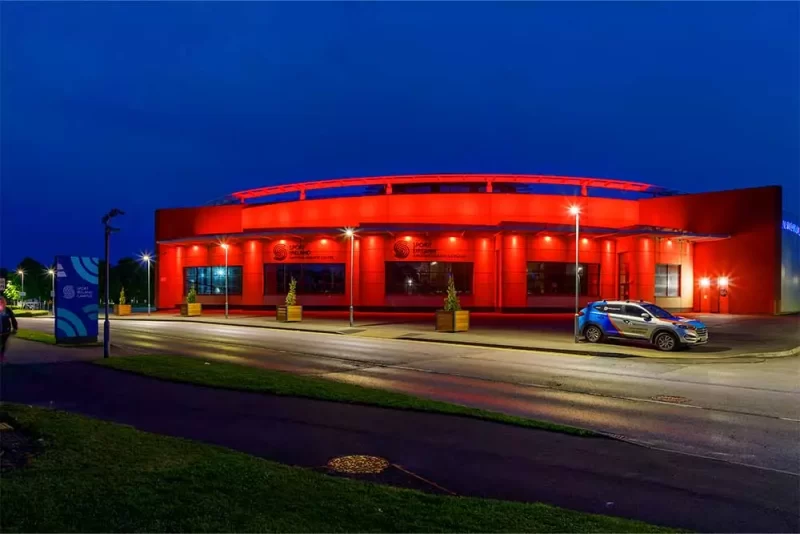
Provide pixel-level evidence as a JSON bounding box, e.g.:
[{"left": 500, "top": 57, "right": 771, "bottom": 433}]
[{"left": 642, "top": 304, "right": 676, "bottom": 319}]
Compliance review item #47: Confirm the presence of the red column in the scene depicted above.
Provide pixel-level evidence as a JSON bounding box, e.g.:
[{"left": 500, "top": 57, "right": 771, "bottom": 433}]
[
  {"left": 156, "top": 244, "right": 183, "bottom": 309},
  {"left": 502, "top": 234, "right": 527, "bottom": 309},
  {"left": 632, "top": 237, "right": 655, "bottom": 302},
  {"left": 473, "top": 236, "right": 494, "bottom": 308},
  {"left": 600, "top": 239, "right": 616, "bottom": 300},
  {"left": 360, "top": 235, "right": 385, "bottom": 307},
  {"left": 242, "top": 240, "right": 263, "bottom": 305}
]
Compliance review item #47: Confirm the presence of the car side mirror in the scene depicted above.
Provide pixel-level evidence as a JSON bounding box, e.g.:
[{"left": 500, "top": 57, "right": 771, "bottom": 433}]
[{"left": 641, "top": 313, "right": 651, "bottom": 321}]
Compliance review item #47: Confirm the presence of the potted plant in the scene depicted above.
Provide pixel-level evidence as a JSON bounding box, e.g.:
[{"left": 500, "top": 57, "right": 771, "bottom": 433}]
[
  {"left": 276, "top": 277, "right": 302, "bottom": 322},
  {"left": 113, "top": 287, "right": 132, "bottom": 316},
  {"left": 180, "top": 287, "right": 202, "bottom": 317},
  {"left": 435, "top": 275, "right": 469, "bottom": 332}
]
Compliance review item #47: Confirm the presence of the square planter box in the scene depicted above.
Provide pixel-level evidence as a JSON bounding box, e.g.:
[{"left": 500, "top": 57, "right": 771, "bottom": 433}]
[
  {"left": 180, "top": 303, "right": 202, "bottom": 317},
  {"left": 277, "top": 305, "right": 303, "bottom": 322},
  {"left": 113, "top": 304, "right": 132, "bottom": 316},
  {"left": 435, "top": 310, "right": 470, "bottom": 332}
]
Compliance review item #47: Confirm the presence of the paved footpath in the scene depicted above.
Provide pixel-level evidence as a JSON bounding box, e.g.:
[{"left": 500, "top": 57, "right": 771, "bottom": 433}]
[{"left": 1, "top": 351, "right": 798, "bottom": 533}]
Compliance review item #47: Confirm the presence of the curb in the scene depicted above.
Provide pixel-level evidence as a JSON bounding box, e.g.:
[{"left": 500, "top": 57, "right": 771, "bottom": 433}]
[{"left": 107, "top": 316, "right": 800, "bottom": 362}]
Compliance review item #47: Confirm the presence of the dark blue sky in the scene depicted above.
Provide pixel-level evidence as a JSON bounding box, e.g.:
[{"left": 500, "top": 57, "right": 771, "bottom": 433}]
[{"left": 2, "top": 2, "right": 798, "bottom": 268}]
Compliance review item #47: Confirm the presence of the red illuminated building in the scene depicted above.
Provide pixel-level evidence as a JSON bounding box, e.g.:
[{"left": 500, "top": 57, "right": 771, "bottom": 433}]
[{"left": 155, "top": 174, "right": 797, "bottom": 315}]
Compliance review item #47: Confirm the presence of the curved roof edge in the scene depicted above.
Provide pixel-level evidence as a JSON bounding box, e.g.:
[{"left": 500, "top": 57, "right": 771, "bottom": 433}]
[{"left": 229, "top": 174, "right": 680, "bottom": 203}]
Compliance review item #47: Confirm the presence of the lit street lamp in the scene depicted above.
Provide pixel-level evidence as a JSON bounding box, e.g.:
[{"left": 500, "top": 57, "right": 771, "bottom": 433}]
[
  {"left": 569, "top": 205, "right": 581, "bottom": 343},
  {"left": 140, "top": 253, "right": 153, "bottom": 316},
  {"left": 344, "top": 228, "right": 355, "bottom": 327},
  {"left": 16, "top": 268, "right": 24, "bottom": 305},
  {"left": 102, "top": 208, "right": 125, "bottom": 358},
  {"left": 46, "top": 268, "right": 55, "bottom": 314},
  {"left": 221, "top": 243, "right": 229, "bottom": 319}
]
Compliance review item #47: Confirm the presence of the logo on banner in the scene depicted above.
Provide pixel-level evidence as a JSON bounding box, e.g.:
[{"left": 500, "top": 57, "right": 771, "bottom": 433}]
[
  {"left": 273, "top": 243, "right": 288, "bottom": 261},
  {"left": 63, "top": 285, "right": 76, "bottom": 299},
  {"left": 783, "top": 220, "right": 800, "bottom": 237}
]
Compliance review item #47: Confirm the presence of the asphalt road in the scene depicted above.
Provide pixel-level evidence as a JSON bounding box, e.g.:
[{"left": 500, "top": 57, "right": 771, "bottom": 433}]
[
  {"left": 18, "top": 317, "right": 800, "bottom": 474},
  {"left": 3, "top": 361, "right": 798, "bottom": 533}
]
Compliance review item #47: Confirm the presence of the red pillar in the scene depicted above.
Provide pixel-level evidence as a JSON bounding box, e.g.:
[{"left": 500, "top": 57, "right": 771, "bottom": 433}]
[
  {"left": 473, "top": 236, "right": 494, "bottom": 308},
  {"left": 632, "top": 237, "right": 655, "bottom": 302},
  {"left": 600, "top": 239, "right": 616, "bottom": 300},
  {"left": 242, "top": 240, "right": 263, "bottom": 305},
  {"left": 360, "top": 235, "right": 385, "bottom": 307},
  {"left": 502, "top": 234, "right": 527, "bottom": 309},
  {"left": 156, "top": 244, "right": 183, "bottom": 309}
]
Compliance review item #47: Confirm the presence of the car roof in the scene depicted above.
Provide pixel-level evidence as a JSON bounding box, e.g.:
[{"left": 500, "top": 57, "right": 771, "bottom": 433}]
[{"left": 591, "top": 300, "right": 654, "bottom": 306}]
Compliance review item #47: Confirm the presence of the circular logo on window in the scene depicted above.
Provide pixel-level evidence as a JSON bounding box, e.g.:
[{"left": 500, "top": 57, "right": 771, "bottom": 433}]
[
  {"left": 273, "top": 243, "right": 288, "bottom": 261},
  {"left": 63, "top": 285, "right": 76, "bottom": 299},
  {"left": 393, "top": 241, "right": 410, "bottom": 259}
]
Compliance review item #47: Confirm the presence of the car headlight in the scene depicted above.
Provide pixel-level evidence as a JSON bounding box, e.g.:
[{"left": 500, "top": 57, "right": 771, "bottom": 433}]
[{"left": 676, "top": 324, "right": 696, "bottom": 330}]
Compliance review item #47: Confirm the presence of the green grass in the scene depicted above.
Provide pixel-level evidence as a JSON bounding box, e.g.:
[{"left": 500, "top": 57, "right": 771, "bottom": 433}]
[
  {"left": 0, "top": 404, "right": 674, "bottom": 533},
  {"left": 97, "top": 355, "right": 595, "bottom": 437},
  {"left": 15, "top": 328, "right": 102, "bottom": 347},
  {"left": 10, "top": 309, "right": 50, "bottom": 318}
]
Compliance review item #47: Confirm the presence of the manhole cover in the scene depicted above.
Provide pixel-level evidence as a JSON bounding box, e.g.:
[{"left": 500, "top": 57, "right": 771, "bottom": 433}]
[
  {"left": 651, "top": 395, "right": 690, "bottom": 404},
  {"left": 327, "top": 455, "right": 389, "bottom": 474}
]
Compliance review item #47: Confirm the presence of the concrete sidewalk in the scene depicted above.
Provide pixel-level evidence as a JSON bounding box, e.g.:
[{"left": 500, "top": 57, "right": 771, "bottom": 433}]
[
  {"left": 104, "top": 311, "right": 800, "bottom": 359},
  {"left": 2, "top": 360, "right": 798, "bottom": 533}
]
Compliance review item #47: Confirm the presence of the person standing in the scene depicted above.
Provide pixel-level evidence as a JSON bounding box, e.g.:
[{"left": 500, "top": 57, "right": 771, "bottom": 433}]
[{"left": 0, "top": 297, "right": 18, "bottom": 363}]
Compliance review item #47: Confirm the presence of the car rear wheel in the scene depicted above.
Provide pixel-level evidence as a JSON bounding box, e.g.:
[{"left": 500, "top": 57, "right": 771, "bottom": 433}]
[
  {"left": 653, "top": 331, "right": 678, "bottom": 352},
  {"left": 584, "top": 325, "right": 604, "bottom": 343}
]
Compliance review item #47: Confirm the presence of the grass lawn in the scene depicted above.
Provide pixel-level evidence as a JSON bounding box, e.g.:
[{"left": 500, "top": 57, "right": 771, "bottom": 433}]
[
  {"left": 15, "top": 328, "right": 102, "bottom": 347},
  {"left": 97, "top": 355, "right": 595, "bottom": 437},
  {"left": 0, "top": 404, "right": 674, "bottom": 533}
]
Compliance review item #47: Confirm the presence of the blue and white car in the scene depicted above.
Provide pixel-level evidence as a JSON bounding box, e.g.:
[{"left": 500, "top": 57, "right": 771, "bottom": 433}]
[{"left": 577, "top": 300, "right": 708, "bottom": 351}]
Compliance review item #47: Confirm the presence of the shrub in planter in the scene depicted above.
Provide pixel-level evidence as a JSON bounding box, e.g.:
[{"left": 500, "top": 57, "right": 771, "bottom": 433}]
[
  {"left": 114, "top": 287, "right": 132, "bottom": 316},
  {"left": 435, "top": 275, "right": 469, "bottom": 332},
  {"left": 180, "top": 287, "right": 202, "bottom": 317},
  {"left": 277, "top": 277, "right": 302, "bottom": 322}
]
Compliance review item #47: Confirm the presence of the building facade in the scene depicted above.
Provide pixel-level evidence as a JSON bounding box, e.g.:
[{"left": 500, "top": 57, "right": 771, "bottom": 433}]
[{"left": 155, "top": 175, "right": 798, "bottom": 315}]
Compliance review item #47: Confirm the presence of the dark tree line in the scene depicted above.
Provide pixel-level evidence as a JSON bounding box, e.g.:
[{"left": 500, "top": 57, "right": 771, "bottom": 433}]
[{"left": 1, "top": 256, "right": 154, "bottom": 305}]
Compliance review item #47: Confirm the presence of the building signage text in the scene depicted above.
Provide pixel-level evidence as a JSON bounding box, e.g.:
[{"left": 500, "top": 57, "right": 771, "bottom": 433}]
[
  {"left": 392, "top": 239, "right": 467, "bottom": 260},
  {"left": 272, "top": 242, "right": 335, "bottom": 262}
]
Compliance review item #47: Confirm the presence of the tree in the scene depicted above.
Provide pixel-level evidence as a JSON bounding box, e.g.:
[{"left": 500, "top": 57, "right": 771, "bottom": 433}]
[
  {"left": 3, "top": 280, "right": 20, "bottom": 303},
  {"left": 443, "top": 274, "right": 461, "bottom": 312},
  {"left": 286, "top": 277, "right": 297, "bottom": 306}
]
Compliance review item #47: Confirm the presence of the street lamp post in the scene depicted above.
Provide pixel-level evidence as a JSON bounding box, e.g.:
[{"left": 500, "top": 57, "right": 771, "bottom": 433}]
[
  {"left": 345, "top": 228, "right": 355, "bottom": 327},
  {"left": 569, "top": 206, "right": 581, "bottom": 343},
  {"left": 102, "top": 208, "right": 125, "bottom": 358},
  {"left": 16, "top": 269, "right": 24, "bottom": 306},
  {"left": 142, "top": 254, "right": 152, "bottom": 316},
  {"left": 221, "top": 243, "right": 229, "bottom": 319},
  {"left": 47, "top": 268, "right": 55, "bottom": 314}
]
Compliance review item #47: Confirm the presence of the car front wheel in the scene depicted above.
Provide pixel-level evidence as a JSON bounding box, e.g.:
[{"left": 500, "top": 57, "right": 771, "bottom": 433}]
[
  {"left": 653, "top": 331, "right": 678, "bottom": 352},
  {"left": 584, "top": 325, "right": 604, "bottom": 344}
]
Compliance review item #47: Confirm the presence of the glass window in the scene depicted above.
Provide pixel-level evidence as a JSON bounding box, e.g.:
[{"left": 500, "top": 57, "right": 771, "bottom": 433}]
[
  {"left": 642, "top": 303, "right": 676, "bottom": 319},
  {"left": 385, "top": 262, "right": 473, "bottom": 295},
  {"left": 624, "top": 305, "right": 645, "bottom": 317},
  {"left": 184, "top": 266, "right": 242, "bottom": 295},
  {"left": 527, "top": 262, "right": 600, "bottom": 296},
  {"left": 264, "top": 264, "right": 345, "bottom": 295},
  {"left": 655, "top": 264, "right": 681, "bottom": 297}
]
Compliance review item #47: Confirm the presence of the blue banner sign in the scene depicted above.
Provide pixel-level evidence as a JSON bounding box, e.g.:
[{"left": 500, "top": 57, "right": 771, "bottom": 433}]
[{"left": 55, "top": 256, "right": 99, "bottom": 343}]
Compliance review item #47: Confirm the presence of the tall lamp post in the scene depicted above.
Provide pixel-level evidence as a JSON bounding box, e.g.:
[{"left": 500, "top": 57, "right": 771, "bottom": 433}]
[
  {"left": 569, "top": 205, "right": 581, "bottom": 343},
  {"left": 140, "top": 253, "right": 152, "bottom": 316},
  {"left": 221, "top": 243, "right": 229, "bottom": 319},
  {"left": 102, "top": 208, "right": 125, "bottom": 358},
  {"left": 16, "top": 269, "right": 24, "bottom": 306},
  {"left": 344, "top": 228, "right": 355, "bottom": 327},
  {"left": 46, "top": 268, "right": 55, "bottom": 314}
]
